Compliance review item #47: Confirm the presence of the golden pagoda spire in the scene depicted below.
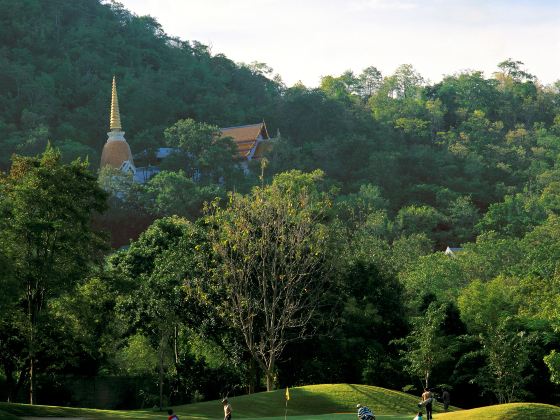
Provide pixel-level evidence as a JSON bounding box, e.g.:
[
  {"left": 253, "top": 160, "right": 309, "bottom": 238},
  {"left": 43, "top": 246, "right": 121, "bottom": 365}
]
[{"left": 109, "top": 75, "right": 122, "bottom": 131}]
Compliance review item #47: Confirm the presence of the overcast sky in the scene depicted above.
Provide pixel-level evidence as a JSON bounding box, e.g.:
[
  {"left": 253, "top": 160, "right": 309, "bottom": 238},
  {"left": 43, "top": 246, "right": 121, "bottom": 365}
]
[{"left": 118, "top": 0, "right": 560, "bottom": 87}]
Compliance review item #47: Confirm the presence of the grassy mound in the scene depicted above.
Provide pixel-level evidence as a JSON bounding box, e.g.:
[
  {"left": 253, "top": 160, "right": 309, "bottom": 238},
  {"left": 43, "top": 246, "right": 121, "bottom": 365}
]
[
  {"left": 0, "top": 384, "right": 443, "bottom": 418},
  {"left": 437, "top": 402, "right": 560, "bottom": 419},
  {"left": 7, "top": 384, "right": 557, "bottom": 419},
  {"left": 0, "top": 402, "right": 160, "bottom": 419},
  {"left": 173, "top": 383, "right": 448, "bottom": 418}
]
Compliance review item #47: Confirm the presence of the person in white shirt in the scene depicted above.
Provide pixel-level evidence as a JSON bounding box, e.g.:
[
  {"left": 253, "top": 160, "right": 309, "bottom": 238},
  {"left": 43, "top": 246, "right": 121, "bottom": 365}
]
[{"left": 222, "top": 398, "right": 232, "bottom": 420}]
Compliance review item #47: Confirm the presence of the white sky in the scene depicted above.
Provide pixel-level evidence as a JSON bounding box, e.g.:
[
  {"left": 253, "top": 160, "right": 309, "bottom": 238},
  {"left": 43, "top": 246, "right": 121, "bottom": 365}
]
[{"left": 118, "top": 0, "right": 560, "bottom": 87}]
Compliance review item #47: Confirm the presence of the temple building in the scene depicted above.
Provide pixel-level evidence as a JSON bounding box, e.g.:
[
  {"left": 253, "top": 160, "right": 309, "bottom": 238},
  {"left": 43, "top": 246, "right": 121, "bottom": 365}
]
[
  {"left": 220, "top": 122, "right": 273, "bottom": 160},
  {"left": 100, "top": 77, "right": 277, "bottom": 182},
  {"left": 133, "top": 122, "right": 278, "bottom": 182},
  {"left": 99, "top": 77, "right": 136, "bottom": 174}
]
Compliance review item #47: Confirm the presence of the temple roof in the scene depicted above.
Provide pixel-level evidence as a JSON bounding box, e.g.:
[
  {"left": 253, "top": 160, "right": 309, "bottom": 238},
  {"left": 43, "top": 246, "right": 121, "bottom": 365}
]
[
  {"left": 100, "top": 76, "right": 134, "bottom": 171},
  {"left": 110, "top": 76, "right": 122, "bottom": 131},
  {"left": 220, "top": 122, "right": 269, "bottom": 158},
  {"left": 100, "top": 140, "right": 134, "bottom": 169}
]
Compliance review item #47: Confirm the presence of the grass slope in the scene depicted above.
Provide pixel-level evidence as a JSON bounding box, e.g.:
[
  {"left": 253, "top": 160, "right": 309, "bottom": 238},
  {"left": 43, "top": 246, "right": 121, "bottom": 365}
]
[
  {"left": 437, "top": 402, "right": 560, "bottom": 419},
  {"left": 0, "top": 384, "right": 446, "bottom": 419},
  {"left": 0, "top": 409, "right": 20, "bottom": 420},
  {"left": 0, "top": 402, "right": 160, "bottom": 419},
  {"left": 173, "top": 384, "right": 449, "bottom": 418},
  {"left": 1, "top": 384, "right": 557, "bottom": 419}
]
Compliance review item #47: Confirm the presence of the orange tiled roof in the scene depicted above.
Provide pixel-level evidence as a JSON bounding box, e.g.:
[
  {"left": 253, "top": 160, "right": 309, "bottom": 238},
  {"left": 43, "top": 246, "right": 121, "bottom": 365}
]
[
  {"left": 220, "top": 122, "right": 269, "bottom": 158},
  {"left": 100, "top": 141, "right": 134, "bottom": 169}
]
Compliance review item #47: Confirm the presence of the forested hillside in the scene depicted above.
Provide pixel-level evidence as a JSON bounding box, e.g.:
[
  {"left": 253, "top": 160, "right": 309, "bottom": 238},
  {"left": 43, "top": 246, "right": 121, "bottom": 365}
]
[
  {"left": 0, "top": 0, "right": 280, "bottom": 167},
  {"left": 1, "top": 0, "right": 560, "bottom": 413},
  {"left": 3, "top": 1, "right": 560, "bottom": 248}
]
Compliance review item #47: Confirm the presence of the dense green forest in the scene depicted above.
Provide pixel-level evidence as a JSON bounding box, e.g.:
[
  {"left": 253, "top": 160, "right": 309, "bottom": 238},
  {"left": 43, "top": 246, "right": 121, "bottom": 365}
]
[{"left": 1, "top": 0, "right": 560, "bottom": 412}]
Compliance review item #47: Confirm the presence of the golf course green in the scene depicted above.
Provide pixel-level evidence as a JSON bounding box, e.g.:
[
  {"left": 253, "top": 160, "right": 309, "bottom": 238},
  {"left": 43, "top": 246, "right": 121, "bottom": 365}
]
[{"left": 0, "top": 384, "right": 558, "bottom": 419}]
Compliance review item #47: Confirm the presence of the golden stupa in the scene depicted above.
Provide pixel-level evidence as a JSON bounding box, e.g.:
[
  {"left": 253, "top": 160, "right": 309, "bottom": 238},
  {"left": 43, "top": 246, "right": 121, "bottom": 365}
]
[{"left": 100, "top": 76, "right": 135, "bottom": 171}]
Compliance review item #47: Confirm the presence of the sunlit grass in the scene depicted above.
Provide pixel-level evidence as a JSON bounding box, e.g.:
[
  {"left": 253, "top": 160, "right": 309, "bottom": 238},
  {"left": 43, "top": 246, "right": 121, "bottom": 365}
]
[
  {"left": 170, "top": 383, "right": 454, "bottom": 418},
  {"left": 0, "top": 384, "right": 449, "bottom": 419},
  {"left": 2, "top": 384, "right": 558, "bottom": 419},
  {"left": 435, "top": 402, "right": 560, "bottom": 419}
]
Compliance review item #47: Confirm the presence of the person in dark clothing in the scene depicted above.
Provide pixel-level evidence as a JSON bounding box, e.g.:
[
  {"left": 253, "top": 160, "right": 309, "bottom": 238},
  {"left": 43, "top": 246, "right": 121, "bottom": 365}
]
[{"left": 442, "top": 389, "right": 450, "bottom": 411}]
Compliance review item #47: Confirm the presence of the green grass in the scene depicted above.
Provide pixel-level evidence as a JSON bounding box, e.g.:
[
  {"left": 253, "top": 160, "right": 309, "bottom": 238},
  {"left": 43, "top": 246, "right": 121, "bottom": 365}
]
[
  {"left": 0, "top": 384, "right": 557, "bottom": 419},
  {"left": 0, "top": 409, "right": 20, "bottom": 420},
  {"left": 436, "top": 402, "right": 560, "bottom": 419},
  {"left": 0, "top": 402, "right": 161, "bottom": 419},
  {"left": 240, "top": 416, "right": 412, "bottom": 419},
  {"left": 0, "top": 384, "right": 450, "bottom": 419},
  {"left": 169, "top": 384, "right": 454, "bottom": 418}
]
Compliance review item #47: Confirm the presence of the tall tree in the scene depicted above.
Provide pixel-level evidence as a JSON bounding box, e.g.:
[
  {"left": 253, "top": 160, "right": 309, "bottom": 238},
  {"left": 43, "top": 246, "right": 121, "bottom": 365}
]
[
  {"left": 163, "top": 118, "right": 240, "bottom": 185},
  {"left": 207, "top": 170, "right": 335, "bottom": 391},
  {"left": 0, "top": 145, "right": 107, "bottom": 404},
  {"left": 394, "top": 302, "right": 455, "bottom": 389}
]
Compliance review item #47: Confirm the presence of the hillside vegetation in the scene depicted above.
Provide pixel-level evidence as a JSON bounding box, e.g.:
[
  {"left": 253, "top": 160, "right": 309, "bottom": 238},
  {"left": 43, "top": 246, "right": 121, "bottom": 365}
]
[
  {"left": 0, "top": 0, "right": 280, "bottom": 167},
  {"left": 2, "top": 0, "right": 560, "bottom": 412}
]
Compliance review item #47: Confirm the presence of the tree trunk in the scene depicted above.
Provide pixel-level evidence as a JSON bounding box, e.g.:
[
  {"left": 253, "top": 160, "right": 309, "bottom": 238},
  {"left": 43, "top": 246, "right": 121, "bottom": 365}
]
[
  {"left": 29, "top": 356, "right": 34, "bottom": 405},
  {"left": 159, "top": 336, "right": 164, "bottom": 411},
  {"left": 265, "top": 357, "right": 276, "bottom": 392},
  {"left": 5, "top": 366, "right": 14, "bottom": 403},
  {"left": 266, "top": 371, "right": 275, "bottom": 392},
  {"left": 29, "top": 301, "right": 35, "bottom": 405},
  {"left": 247, "top": 358, "right": 256, "bottom": 395},
  {"left": 424, "top": 370, "right": 429, "bottom": 390},
  {"left": 7, "top": 368, "right": 27, "bottom": 403},
  {"left": 174, "top": 325, "right": 179, "bottom": 365}
]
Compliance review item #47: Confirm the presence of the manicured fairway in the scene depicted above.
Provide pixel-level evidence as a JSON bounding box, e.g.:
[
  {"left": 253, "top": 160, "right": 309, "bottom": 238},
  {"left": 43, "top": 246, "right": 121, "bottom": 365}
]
[
  {"left": 2, "top": 384, "right": 559, "bottom": 419},
  {"left": 168, "top": 384, "right": 454, "bottom": 418},
  {"left": 436, "top": 402, "right": 560, "bottom": 419},
  {"left": 0, "top": 384, "right": 450, "bottom": 419},
  {"left": 243, "top": 415, "right": 412, "bottom": 420}
]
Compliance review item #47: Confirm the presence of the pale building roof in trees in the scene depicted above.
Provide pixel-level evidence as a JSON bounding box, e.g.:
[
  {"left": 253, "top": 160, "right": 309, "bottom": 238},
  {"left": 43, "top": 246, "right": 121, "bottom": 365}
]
[
  {"left": 220, "top": 122, "right": 270, "bottom": 158},
  {"left": 445, "top": 246, "right": 464, "bottom": 257}
]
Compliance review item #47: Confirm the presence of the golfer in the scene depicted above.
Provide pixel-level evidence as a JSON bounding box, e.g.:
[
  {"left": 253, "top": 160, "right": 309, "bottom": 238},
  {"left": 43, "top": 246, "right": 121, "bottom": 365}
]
[
  {"left": 223, "top": 398, "right": 232, "bottom": 420},
  {"left": 356, "top": 403, "right": 376, "bottom": 420},
  {"left": 421, "top": 389, "right": 433, "bottom": 420},
  {"left": 167, "top": 408, "right": 179, "bottom": 420}
]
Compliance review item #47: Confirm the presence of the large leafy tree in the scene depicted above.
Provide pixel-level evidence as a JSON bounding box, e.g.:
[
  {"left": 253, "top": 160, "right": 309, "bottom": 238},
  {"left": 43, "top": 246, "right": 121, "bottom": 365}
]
[
  {"left": 163, "top": 118, "right": 240, "bottom": 185},
  {"left": 394, "top": 302, "right": 456, "bottom": 390},
  {"left": 0, "top": 145, "right": 107, "bottom": 404},
  {"left": 206, "top": 170, "right": 335, "bottom": 391},
  {"left": 111, "top": 216, "right": 209, "bottom": 407},
  {"left": 143, "top": 170, "right": 224, "bottom": 219}
]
